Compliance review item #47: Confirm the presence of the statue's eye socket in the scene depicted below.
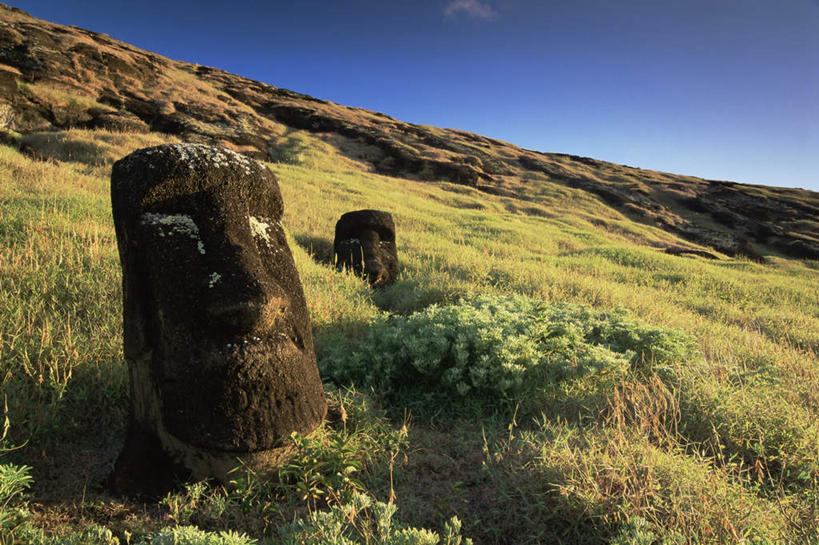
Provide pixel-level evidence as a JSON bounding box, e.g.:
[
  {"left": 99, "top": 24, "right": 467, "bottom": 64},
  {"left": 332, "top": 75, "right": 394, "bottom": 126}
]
[{"left": 139, "top": 213, "right": 206, "bottom": 255}]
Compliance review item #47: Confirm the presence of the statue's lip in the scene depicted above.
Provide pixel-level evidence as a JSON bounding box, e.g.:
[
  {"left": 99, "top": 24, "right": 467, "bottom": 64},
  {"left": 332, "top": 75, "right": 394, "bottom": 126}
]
[
  {"left": 202, "top": 320, "right": 306, "bottom": 355},
  {"left": 205, "top": 333, "right": 304, "bottom": 358}
]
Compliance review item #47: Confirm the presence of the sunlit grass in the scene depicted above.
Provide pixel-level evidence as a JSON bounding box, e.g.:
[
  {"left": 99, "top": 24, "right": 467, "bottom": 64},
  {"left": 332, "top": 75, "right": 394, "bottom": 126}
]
[{"left": 1, "top": 128, "right": 818, "bottom": 543}]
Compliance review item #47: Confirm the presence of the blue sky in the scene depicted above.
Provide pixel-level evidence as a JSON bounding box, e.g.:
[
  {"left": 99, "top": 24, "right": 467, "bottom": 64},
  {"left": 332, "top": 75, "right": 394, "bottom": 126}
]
[{"left": 13, "top": 0, "right": 819, "bottom": 191}]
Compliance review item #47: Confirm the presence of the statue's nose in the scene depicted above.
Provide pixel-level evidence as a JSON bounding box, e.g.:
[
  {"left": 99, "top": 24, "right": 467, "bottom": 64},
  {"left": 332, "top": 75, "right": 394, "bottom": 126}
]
[{"left": 364, "top": 257, "right": 381, "bottom": 273}]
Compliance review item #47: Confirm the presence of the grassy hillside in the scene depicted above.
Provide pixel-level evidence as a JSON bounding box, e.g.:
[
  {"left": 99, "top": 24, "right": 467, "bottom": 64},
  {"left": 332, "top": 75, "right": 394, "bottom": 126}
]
[{"left": 1, "top": 127, "right": 818, "bottom": 544}]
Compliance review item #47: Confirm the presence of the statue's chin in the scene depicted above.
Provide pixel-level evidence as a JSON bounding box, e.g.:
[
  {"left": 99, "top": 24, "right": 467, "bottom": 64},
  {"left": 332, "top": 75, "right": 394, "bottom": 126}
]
[{"left": 157, "top": 334, "right": 314, "bottom": 452}]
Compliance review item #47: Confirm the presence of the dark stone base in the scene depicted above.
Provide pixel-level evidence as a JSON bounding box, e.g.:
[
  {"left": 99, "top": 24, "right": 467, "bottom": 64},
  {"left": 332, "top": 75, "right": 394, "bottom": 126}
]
[{"left": 108, "top": 421, "right": 191, "bottom": 500}]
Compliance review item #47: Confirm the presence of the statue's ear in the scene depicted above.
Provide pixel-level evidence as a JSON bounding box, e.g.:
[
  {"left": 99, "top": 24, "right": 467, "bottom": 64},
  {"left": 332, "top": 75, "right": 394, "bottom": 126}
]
[
  {"left": 111, "top": 160, "right": 147, "bottom": 361},
  {"left": 118, "top": 221, "right": 149, "bottom": 360}
]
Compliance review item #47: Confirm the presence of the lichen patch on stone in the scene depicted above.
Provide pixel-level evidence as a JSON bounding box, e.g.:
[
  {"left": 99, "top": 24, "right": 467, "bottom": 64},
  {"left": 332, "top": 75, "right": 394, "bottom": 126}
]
[
  {"left": 141, "top": 213, "right": 206, "bottom": 254},
  {"left": 165, "top": 143, "right": 257, "bottom": 175},
  {"left": 208, "top": 272, "right": 221, "bottom": 287},
  {"left": 249, "top": 216, "right": 273, "bottom": 245},
  {"left": 120, "top": 143, "right": 265, "bottom": 179}
]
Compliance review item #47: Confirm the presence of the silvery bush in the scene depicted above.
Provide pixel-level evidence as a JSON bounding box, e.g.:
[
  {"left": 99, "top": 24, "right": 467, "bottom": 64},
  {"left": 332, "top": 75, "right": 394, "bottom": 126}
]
[{"left": 320, "top": 295, "right": 695, "bottom": 408}]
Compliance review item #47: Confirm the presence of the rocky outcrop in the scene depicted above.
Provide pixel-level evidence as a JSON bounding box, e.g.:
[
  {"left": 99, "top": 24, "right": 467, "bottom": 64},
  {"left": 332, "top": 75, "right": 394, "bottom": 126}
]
[
  {"left": 88, "top": 108, "right": 149, "bottom": 133},
  {"left": 108, "top": 143, "right": 327, "bottom": 497}
]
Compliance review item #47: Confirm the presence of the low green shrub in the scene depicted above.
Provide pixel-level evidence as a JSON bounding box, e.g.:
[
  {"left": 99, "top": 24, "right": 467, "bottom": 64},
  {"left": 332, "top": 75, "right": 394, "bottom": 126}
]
[
  {"left": 156, "top": 387, "right": 408, "bottom": 535},
  {"left": 277, "top": 429, "right": 364, "bottom": 511},
  {"left": 278, "top": 491, "right": 471, "bottom": 545},
  {"left": 31, "top": 525, "right": 120, "bottom": 545},
  {"left": 17, "top": 524, "right": 254, "bottom": 545},
  {"left": 139, "top": 527, "right": 256, "bottom": 545},
  {"left": 319, "top": 295, "right": 696, "bottom": 414},
  {"left": 610, "top": 517, "right": 684, "bottom": 545},
  {"left": 20, "top": 496, "right": 470, "bottom": 545},
  {"left": 0, "top": 463, "right": 34, "bottom": 545},
  {"left": 8, "top": 472, "right": 468, "bottom": 545},
  {"left": 156, "top": 434, "right": 363, "bottom": 533},
  {"left": 1, "top": 464, "right": 126, "bottom": 545}
]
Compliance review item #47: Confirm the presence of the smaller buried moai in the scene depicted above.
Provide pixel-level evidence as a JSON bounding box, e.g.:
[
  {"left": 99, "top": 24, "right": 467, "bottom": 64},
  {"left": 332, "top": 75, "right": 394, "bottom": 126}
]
[
  {"left": 333, "top": 209, "right": 398, "bottom": 287},
  {"left": 109, "top": 143, "right": 326, "bottom": 497}
]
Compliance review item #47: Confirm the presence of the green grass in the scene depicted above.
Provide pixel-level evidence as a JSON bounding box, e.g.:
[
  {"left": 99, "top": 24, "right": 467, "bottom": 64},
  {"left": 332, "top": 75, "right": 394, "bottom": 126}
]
[{"left": 1, "top": 128, "right": 818, "bottom": 544}]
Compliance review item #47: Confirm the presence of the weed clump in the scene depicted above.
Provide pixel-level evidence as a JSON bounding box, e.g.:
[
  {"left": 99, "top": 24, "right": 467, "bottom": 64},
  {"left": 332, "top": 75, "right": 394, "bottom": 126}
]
[
  {"left": 0, "top": 389, "right": 463, "bottom": 545},
  {"left": 319, "top": 294, "right": 696, "bottom": 415},
  {"left": 0, "top": 463, "right": 34, "bottom": 544},
  {"left": 279, "top": 492, "right": 470, "bottom": 545}
]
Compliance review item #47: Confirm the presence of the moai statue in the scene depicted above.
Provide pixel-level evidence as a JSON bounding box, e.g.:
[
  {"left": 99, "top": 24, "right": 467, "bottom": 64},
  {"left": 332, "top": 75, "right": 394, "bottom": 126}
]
[
  {"left": 109, "top": 143, "right": 326, "bottom": 497},
  {"left": 333, "top": 210, "right": 398, "bottom": 287}
]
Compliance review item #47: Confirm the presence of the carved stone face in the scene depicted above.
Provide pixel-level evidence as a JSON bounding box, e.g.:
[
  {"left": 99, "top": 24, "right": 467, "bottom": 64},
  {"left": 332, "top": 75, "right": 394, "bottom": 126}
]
[
  {"left": 112, "top": 144, "right": 326, "bottom": 454},
  {"left": 333, "top": 209, "right": 398, "bottom": 287}
]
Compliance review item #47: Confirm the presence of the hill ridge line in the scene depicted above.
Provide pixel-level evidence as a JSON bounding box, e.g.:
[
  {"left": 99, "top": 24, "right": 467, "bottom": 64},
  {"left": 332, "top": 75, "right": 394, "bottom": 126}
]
[{"left": 0, "top": 2, "right": 817, "bottom": 261}]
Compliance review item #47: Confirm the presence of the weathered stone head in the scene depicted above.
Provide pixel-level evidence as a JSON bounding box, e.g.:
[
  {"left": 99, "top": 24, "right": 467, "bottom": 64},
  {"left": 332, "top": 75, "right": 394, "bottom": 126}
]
[
  {"left": 109, "top": 143, "right": 326, "bottom": 497},
  {"left": 333, "top": 209, "right": 398, "bottom": 287}
]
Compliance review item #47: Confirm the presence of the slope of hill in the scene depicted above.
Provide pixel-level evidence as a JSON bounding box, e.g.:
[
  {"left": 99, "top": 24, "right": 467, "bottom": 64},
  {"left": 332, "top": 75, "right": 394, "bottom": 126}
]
[
  {"left": 1, "top": 3, "right": 817, "bottom": 263},
  {"left": 1, "top": 4, "right": 819, "bottom": 544}
]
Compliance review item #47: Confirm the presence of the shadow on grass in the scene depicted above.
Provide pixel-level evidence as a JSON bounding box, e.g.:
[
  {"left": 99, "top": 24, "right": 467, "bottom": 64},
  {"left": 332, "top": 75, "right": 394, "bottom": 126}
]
[
  {"left": 392, "top": 420, "right": 613, "bottom": 545},
  {"left": 5, "top": 363, "right": 128, "bottom": 502},
  {"left": 293, "top": 234, "right": 335, "bottom": 266},
  {"left": 370, "top": 279, "right": 449, "bottom": 315}
]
